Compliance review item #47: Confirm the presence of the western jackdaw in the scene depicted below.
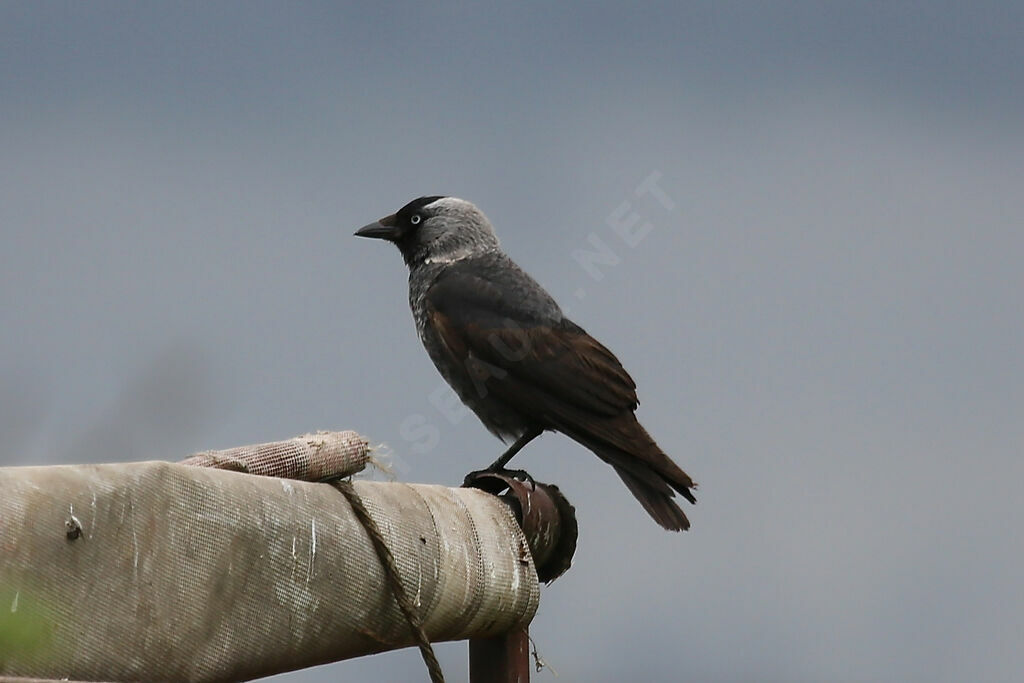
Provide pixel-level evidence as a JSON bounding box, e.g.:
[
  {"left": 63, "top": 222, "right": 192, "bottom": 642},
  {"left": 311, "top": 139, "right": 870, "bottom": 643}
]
[{"left": 355, "top": 196, "right": 696, "bottom": 530}]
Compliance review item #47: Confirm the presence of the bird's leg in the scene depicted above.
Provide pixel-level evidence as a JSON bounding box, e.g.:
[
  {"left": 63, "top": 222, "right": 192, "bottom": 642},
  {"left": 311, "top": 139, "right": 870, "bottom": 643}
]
[
  {"left": 463, "top": 427, "right": 543, "bottom": 489},
  {"left": 487, "top": 427, "right": 542, "bottom": 471}
]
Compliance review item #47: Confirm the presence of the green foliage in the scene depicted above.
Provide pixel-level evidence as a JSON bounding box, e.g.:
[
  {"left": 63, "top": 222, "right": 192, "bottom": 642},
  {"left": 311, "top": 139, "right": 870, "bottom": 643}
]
[{"left": 0, "top": 587, "right": 52, "bottom": 662}]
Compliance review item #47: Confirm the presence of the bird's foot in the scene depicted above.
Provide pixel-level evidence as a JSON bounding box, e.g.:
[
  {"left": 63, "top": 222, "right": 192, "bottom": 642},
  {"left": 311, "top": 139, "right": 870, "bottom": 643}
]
[
  {"left": 462, "top": 467, "right": 536, "bottom": 488},
  {"left": 498, "top": 468, "right": 535, "bottom": 485}
]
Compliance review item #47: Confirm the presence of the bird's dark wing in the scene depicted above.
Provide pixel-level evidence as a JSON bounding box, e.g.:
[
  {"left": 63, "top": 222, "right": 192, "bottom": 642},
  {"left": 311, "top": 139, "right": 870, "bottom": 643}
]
[
  {"left": 425, "top": 261, "right": 696, "bottom": 531},
  {"left": 424, "top": 266, "right": 638, "bottom": 417}
]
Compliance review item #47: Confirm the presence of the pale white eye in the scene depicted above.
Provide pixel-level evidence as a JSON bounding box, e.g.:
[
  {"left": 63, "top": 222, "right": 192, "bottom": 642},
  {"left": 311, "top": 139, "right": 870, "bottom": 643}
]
[{"left": 410, "top": 214, "right": 422, "bottom": 225}]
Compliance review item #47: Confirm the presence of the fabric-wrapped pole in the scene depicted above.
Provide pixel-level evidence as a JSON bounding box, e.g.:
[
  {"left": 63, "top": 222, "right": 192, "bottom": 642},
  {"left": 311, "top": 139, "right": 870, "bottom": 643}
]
[
  {"left": 178, "top": 430, "right": 370, "bottom": 481},
  {"left": 0, "top": 462, "right": 540, "bottom": 682}
]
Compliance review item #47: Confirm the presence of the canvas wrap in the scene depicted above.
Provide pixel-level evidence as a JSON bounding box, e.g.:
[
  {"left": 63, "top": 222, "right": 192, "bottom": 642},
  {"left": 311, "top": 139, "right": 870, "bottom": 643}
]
[{"left": 0, "top": 462, "right": 540, "bottom": 681}]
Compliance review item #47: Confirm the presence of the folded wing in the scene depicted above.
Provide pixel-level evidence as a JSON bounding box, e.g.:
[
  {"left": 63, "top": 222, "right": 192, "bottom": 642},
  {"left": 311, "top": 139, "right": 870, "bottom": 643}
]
[{"left": 425, "top": 265, "right": 696, "bottom": 530}]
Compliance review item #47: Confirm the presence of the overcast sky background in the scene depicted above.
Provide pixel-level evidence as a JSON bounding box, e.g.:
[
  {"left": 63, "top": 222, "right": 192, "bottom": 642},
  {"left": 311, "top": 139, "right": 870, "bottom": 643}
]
[{"left": 2, "top": 3, "right": 1022, "bottom": 681}]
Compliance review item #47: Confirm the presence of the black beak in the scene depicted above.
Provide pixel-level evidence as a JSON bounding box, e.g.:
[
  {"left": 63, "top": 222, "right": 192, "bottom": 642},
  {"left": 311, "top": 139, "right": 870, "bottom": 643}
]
[{"left": 354, "top": 213, "right": 401, "bottom": 241}]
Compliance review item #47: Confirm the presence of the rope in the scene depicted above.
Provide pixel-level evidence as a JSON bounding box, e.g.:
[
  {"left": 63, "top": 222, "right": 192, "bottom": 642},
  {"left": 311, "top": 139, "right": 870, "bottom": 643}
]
[{"left": 334, "top": 481, "right": 445, "bottom": 683}]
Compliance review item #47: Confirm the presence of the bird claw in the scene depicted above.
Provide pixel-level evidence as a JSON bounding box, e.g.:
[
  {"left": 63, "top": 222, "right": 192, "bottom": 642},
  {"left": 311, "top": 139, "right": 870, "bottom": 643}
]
[
  {"left": 497, "top": 468, "right": 535, "bottom": 486},
  {"left": 463, "top": 467, "right": 536, "bottom": 488}
]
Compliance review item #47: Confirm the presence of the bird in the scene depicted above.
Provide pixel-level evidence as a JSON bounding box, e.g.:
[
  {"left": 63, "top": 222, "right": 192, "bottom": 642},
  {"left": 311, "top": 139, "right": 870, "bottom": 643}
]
[{"left": 355, "top": 196, "right": 696, "bottom": 530}]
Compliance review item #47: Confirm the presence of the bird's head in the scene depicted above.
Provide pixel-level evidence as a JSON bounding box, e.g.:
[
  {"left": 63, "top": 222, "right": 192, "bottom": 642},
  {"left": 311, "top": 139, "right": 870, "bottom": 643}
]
[{"left": 355, "top": 196, "right": 500, "bottom": 267}]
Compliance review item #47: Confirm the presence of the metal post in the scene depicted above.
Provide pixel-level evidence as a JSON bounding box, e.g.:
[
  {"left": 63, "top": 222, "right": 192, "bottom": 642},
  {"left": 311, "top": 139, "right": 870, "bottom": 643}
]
[
  {"left": 463, "top": 472, "right": 579, "bottom": 683},
  {"left": 469, "top": 626, "right": 531, "bottom": 683}
]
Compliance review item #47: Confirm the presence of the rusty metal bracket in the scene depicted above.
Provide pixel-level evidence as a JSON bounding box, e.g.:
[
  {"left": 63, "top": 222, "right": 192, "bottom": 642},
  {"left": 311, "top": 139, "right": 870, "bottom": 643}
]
[
  {"left": 463, "top": 471, "right": 577, "bottom": 584},
  {"left": 463, "top": 471, "right": 578, "bottom": 683}
]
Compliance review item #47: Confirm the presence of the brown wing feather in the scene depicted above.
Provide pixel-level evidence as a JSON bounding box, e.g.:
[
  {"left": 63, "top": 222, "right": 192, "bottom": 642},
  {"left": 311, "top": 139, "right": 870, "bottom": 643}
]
[
  {"left": 425, "top": 275, "right": 696, "bottom": 530},
  {"left": 466, "top": 321, "right": 639, "bottom": 415},
  {"left": 429, "top": 307, "right": 694, "bottom": 495}
]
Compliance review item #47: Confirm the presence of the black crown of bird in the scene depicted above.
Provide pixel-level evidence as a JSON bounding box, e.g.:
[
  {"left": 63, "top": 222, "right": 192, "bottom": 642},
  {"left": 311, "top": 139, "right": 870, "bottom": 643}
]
[{"left": 356, "top": 196, "right": 696, "bottom": 531}]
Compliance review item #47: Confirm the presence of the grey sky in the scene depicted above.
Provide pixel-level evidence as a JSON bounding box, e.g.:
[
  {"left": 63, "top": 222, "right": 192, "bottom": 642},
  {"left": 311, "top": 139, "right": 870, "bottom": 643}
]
[{"left": 2, "top": 3, "right": 1022, "bottom": 681}]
